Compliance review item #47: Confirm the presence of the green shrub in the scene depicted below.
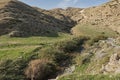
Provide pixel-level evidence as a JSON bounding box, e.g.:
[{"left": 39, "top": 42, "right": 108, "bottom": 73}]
[
  {"left": 38, "top": 36, "right": 88, "bottom": 66},
  {"left": 38, "top": 46, "right": 70, "bottom": 66},
  {"left": 53, "top": 52, "right": 70, "bottom": 65},
  {"left": 0, "top": 36, "right": 89, "bottom": 80},
  {"left": 88, "top": 35, "right": 107, "bottom": 45},
  {"left": 0, "top": 53, "right": 38, "bottom": 80},
  {"left": 54, "top": 36, "right": 88, "bottom": 52}
]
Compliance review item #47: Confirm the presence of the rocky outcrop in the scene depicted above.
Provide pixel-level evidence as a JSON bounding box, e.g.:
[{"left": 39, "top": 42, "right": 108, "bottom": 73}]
[
  {"left": 78, "top": 37, "right": 120, "bottom": 74},
  {"left": 101, "top": 53, "right": 120, "bottom": 74}
]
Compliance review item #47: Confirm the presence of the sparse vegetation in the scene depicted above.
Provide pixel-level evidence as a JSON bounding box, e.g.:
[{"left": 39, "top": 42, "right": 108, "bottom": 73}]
[
  {"left": 87, "top": 35, "right": 108, "bottom": 45},
  {"left": 72, "top": 24, "right": 118, "bottom": 37}
]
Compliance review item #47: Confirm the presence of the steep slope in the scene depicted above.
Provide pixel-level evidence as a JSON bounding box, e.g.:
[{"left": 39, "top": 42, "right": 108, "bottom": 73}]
[
  {"left": 35, "top": 7, "right": 82, "bottom": 22},
  {"left": 72, "top": 0, "right": 120, "bottom": 35},
  {"left": 0, "top": 0, "right": 75, "bottom": 37},
  {"left": 83, "top": 0, "right": 120, "bottom": 32},
  {"left": 49, "top": 7, "right": 83, "bottom": 22},
  {"left": 36, "top": 1, "right": 120, "bottom": 36},
  {"left": 34, "top": 7, "right": 77, "bottom": 29}
]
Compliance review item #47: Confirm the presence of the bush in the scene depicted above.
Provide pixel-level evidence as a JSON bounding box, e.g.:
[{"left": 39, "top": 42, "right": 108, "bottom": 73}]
[
  {"left": 38, "top": 46, "right": 70, "bottom": 66},
  {"left": 92, "top": 35, "right": 107, "bottom": 42},
  {"left": 54, "top": 36, "right": 88, "bottom": 52},
  {"left": 53, "top": 52, "right": 70, "bottom": 66},
  {"left": 88, "top": 35, "right": 107, "bottom": 45},
  {"left": 23, "top": 36, "right": 89, "bottom": 80},
  {"left": 37, "top": 36, "right": 89, "bottom": 67},
  {"left": 0, "top": 53, "right": 38, "bottom": 80},
  {"left": 25, "top": 59, "right": 57, "bottom": 80}
]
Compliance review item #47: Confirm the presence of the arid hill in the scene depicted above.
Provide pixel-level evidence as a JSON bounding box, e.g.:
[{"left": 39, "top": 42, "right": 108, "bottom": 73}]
[
  {"left": 79, "top": 0, "right": 120, "bottom": 33},
  {"left": 0, "top": 0, "right": 75, "bottom": 37},
  {"left": 35, "top": 0, "right": 120, "bottom": 35}
]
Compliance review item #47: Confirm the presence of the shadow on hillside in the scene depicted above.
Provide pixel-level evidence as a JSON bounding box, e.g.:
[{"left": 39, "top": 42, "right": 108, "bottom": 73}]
[{"left": 0, "top": 1, "right": 77, "bottom": 37}]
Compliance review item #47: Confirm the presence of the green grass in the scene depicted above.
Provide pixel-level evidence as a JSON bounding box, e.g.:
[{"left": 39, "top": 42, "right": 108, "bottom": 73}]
[
  {"left": 0, "top": 33, "right": 72, "bottom": 60},
  {"left": 0, "top": 33, "right": 88, "bottom": 80},
  {"left": 0, "top": 33, "right": 71, "bottom": 45},
  {"left": 0, "top": 25, "right": 119, "bottom": 80},
  {"left": 72, "top": 24, "right": 118, "bottom": 37},
  {"left": 58, "top": 74, "right": 120, "bottom": 80},
  {"left": 0, "top": 45, "right": 38, "bottom": 60},
  {"left": 0, "top": 24, "right": 118, "bottom": 60}
]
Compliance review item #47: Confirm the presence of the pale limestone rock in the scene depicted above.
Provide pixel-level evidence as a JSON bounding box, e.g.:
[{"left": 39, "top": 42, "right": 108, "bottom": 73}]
[{"left": 102, "top": 53, "right": 120, "bottom": 74}]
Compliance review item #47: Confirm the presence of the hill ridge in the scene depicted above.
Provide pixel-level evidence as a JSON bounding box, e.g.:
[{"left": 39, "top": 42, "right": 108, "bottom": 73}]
[{"left": 0, "top": 0, "right": 76, "bottom": 37}]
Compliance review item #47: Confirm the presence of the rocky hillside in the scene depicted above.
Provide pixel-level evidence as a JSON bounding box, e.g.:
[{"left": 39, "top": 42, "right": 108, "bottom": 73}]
[
  {"left": 57, "top": 37, "right": 120, "bottom": 80},
  {"left": 37, "top": 0, "right": 120, "bottom": 35},
  {"left": 82, "top": 38, "right": 120, "bottom": 74},
  {"left": 0, "top": 0, "right": 75, "bottom": 37},
  {"left": 70, "top": 0, "right": 120, "bottom": 35},
  {"left": 36, "top": 0, "right": 120, "bottom": 36},
  {"left": 79, "top": 0, "right": 120, "bottom": 33}
]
